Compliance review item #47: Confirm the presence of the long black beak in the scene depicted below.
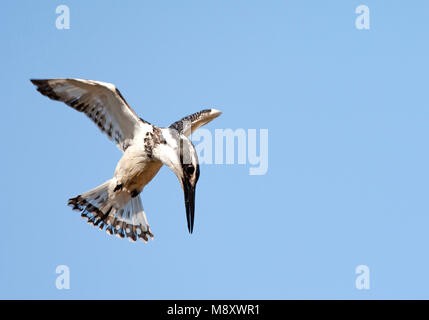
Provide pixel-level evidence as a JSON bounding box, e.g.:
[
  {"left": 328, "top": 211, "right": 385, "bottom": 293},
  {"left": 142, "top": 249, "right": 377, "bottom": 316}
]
[{"left": 183, "top": 179, "right": 196, "bottom": 234}]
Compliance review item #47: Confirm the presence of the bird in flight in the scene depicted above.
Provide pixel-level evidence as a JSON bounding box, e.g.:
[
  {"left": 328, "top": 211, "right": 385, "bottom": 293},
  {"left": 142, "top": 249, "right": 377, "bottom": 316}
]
[{"left": 30, "top": 79, "right": 221, "bottom": 242}]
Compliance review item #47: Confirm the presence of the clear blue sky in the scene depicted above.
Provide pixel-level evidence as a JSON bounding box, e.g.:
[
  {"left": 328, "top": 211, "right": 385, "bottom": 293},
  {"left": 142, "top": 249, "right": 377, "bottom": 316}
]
[{"left": 1, "top": 0, "right": 429, "bottom": 299}]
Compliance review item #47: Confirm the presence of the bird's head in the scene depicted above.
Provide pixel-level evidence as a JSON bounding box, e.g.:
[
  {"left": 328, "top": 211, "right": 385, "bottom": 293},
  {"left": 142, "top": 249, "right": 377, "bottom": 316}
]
[
  {"left": 156, "top": 131, "right": 200, "bottom": 233},
  {"left": 177, "top": 136, "right": 200, "bottom": 234}
]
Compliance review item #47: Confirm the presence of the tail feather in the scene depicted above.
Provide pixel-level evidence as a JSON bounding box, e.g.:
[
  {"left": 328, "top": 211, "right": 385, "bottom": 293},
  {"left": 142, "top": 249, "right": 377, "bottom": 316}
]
[{"left": 68, "top": 179, "right": 154, "bottom": 242}]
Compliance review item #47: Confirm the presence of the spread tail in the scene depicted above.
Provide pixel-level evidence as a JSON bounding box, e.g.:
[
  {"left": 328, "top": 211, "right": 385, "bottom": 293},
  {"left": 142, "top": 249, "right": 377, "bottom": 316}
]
[{"left": 68, "top": 179, "right": 154, "bottom": 242}]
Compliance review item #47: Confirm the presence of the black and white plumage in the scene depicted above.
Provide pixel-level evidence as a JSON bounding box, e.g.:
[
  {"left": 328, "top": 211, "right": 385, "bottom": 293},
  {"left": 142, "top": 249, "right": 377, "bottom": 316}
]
[
  {"left": 31, "top": 78, "right": 221, "bottom": 242},
  {"left": 170, "top": 109, "right": 222, "bottom": 137}
]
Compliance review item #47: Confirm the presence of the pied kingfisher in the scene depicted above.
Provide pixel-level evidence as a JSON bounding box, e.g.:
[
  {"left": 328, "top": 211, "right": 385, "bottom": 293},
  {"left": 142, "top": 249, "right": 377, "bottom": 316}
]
[{"left": 31, "top": 79, "right": 221, "bottom": 242}]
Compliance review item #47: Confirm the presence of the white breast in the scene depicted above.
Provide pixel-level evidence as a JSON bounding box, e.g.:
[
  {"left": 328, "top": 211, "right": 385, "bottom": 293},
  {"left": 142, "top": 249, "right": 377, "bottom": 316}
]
[{"left": 114, "top": 144, "right": 163, "bottom": 193}]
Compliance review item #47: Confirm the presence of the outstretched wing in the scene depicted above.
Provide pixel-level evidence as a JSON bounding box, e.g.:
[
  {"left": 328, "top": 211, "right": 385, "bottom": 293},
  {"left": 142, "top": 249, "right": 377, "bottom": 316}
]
[
  {"left": 169, "top": 109, "right": 222, "bottom": 136},
  {"left": 30, "top": 79, "right": 151, "bottom": 151}
]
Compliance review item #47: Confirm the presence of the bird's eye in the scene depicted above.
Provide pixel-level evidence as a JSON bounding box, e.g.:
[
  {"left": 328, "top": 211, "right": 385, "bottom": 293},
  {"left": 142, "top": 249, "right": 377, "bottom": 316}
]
[{"left": 185, "top": 165, "right": 195, "bottom": 175}]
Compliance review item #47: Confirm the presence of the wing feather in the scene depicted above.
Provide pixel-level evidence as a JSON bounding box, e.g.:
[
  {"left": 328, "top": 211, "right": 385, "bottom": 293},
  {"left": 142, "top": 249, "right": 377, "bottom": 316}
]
[
  {"left": 169, "top": 109, "right": 222, "bottom": 136},
  {"left": 30, "top": 78, "right": 151, "bottom": 151}
]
